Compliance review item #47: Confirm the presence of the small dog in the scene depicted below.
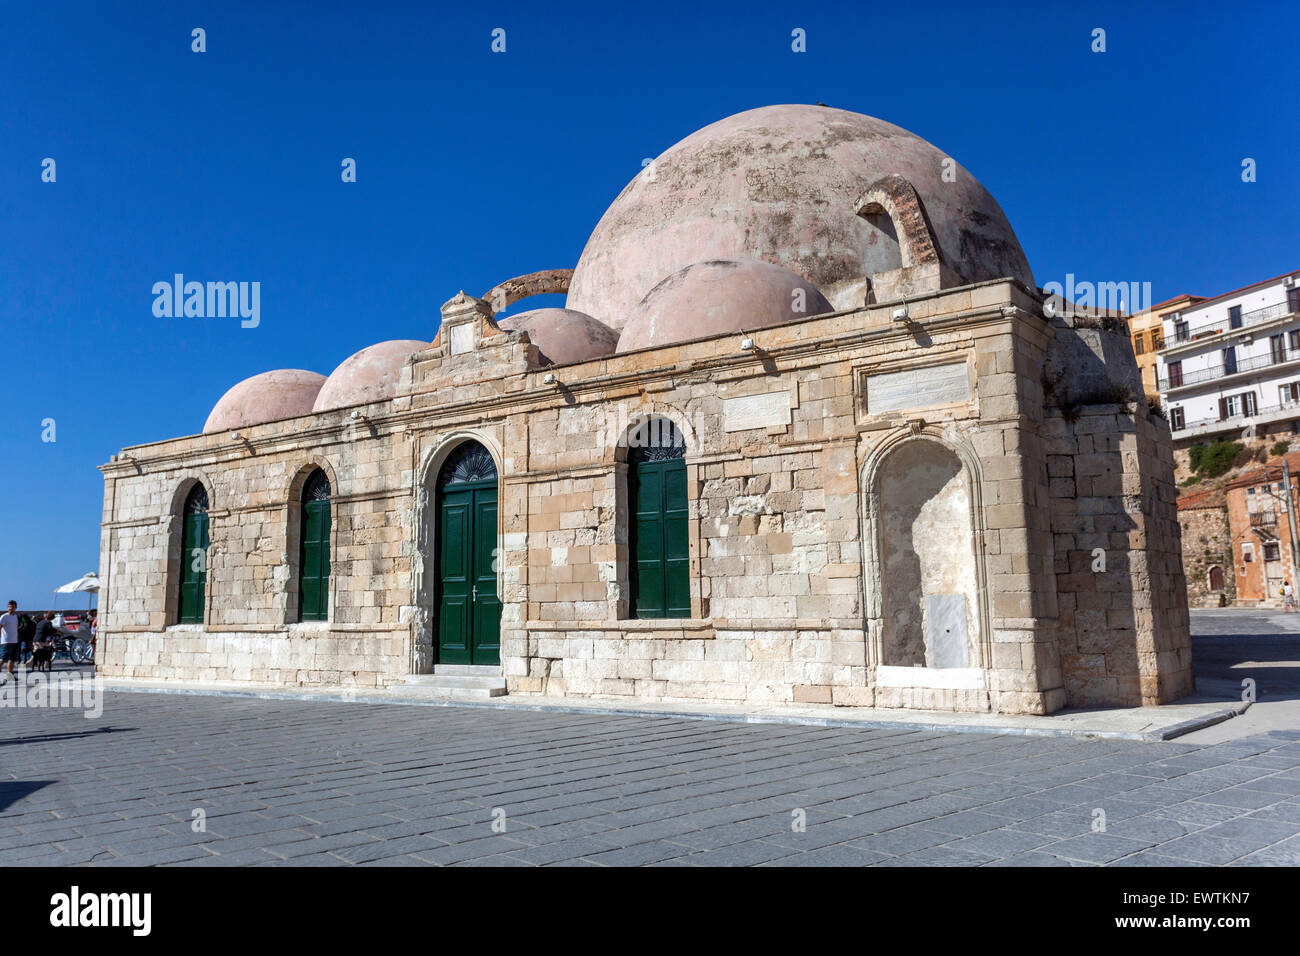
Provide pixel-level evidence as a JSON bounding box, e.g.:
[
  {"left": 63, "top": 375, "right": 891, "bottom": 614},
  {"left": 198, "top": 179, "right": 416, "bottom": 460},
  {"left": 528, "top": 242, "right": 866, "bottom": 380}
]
[{"left": 29, "top": 643, "right": 55, "bottom": 673}]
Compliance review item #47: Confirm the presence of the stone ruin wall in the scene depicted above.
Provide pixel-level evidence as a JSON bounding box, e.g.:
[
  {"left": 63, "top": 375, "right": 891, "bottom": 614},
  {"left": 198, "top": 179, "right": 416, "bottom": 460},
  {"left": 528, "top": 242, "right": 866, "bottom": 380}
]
[
  {"left": 1179, "top": 504, "right": 1233, "bottom": 608},
  {"left": 1042, "top": 317, "right": 1194, "bottom": 707}
]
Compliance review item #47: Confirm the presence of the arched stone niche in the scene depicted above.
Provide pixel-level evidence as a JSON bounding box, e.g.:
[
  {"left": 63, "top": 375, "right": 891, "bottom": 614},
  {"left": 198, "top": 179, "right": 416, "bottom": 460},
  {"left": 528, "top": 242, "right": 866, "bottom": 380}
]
[{"left": 863, "top": 432, "right": 988, "bottom": 674}]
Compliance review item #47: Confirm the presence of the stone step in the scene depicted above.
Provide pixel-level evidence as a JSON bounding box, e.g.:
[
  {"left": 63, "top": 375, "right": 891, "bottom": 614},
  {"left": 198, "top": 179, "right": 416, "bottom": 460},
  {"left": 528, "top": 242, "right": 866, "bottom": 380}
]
[
  {"left": 396, "top": 669, "right": 507, "bottom": 700},
  {"left": 428, "top": 665, "right": 502, "bottom": 678},
  {"left": 405, "top": 674, "right": 505, "bottom": 690},
  {"left": 387, "top": 682, "right": 507, "bottom": 700}
]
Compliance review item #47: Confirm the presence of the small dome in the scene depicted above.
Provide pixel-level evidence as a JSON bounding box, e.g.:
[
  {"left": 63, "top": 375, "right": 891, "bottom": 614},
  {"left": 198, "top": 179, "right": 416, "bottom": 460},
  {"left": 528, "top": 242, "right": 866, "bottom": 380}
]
[
  {"left": 496, "top": 308, "right": 619, "bottom": 365},
  {"left": 203, "top": 370, "right": 326, "bottom": 434},
  {"left": 312, "top": 340, "right": 428, "bottom": 412},
  {"left": 616, "top": 259, "right": 833, "bottom": 353}
]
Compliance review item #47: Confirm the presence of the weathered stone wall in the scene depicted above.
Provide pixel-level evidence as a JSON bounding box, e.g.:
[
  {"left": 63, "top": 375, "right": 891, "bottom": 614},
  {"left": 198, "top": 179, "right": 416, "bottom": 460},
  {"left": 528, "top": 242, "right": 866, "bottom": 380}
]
[
  {"left": 1179, "top": 501, "right": 1233, "bottom": 607},
  {"left": 98, "top": 279, "right": 1192, "bottom": 715},
  {"left": 1043, "top": 395, "right": 1193, "bottom": 707},
  {"left": 98, "top": 418, "right": 419, "bottom": 687}
]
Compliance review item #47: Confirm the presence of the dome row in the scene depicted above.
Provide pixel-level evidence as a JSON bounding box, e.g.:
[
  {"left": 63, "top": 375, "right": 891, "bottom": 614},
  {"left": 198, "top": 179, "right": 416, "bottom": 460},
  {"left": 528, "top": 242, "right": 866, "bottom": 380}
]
[
  {"left": 202, "top": 340, "right": 426, "bottom": 434},
  {"left": 202, "top": 258, "right": 834, "bottom": 434}
]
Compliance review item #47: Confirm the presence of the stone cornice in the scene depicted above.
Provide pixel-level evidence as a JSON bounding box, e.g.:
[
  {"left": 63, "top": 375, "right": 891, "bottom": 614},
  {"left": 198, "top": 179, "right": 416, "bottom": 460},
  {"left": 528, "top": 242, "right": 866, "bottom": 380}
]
[{"left": 103, "top": 291, "right": 1037, "bottom": 477}]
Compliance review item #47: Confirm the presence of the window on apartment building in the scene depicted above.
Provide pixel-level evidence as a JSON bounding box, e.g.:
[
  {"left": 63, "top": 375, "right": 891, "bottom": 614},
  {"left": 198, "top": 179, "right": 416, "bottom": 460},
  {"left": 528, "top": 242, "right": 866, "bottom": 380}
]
[
  {"left": 1175, "top": 320, "right": 1189, "bottom": 342},
  {"left": 1152, "top": 328, "right": 1164, "bottom": 350},
  {"left": 1243, "top": 543, "right": 1254, "bottom": 563},
  {"left": 1229, "top": 305, "right": 1243, "bottom": 329},
  {"left": 1265, "top": 542, "right": 1281, "bottom": 562},
  {"left": 1134, "top": 333, "right": 1145, "bottom": 355},
  {"left": 1168, "top": 360, "right": 1183, "bottom": 387},
  {"left": 1288, "top": 286, "right": 1300, "bottom": 314},
  {"left": 1169, "top": 406, "right": 1185, "bottom": 431},
  {"left": 1283, "top": 382, "right": 1300, "bottom": 406},
  {"left": 1272, "top": 333, "right": 1288, "bottom": 364},
  {"left": 1221, "top": 392, "right": 1259, "bottom": 419},
  {"left": 1223, "top": 346, "right": 1237, "bottom": 375}
]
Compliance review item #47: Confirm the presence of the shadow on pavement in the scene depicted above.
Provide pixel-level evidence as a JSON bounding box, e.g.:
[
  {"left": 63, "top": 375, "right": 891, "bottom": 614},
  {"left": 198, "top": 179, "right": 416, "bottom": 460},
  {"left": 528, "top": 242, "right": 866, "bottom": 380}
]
[{"left": 0, "top": 780, "right": 55, "bottom": 813}]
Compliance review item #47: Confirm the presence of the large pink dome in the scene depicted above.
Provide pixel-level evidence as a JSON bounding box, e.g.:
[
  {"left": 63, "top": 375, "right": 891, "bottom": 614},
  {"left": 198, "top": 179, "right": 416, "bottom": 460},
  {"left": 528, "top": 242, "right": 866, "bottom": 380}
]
[
  {"left": 203, "top": 370, "right": 326, "bottom": 433},
  {"left": 567, "top": 104, "right": 1034, "bottom": 328},
  {"left": 616, "top": 259, "right": 833, "bottom": 353},
  {"left": 497, "top": 308, "right": 619, "bottom": 365},
  {"left": 312, "top": 340, "right": 428, "bottom": 412}
]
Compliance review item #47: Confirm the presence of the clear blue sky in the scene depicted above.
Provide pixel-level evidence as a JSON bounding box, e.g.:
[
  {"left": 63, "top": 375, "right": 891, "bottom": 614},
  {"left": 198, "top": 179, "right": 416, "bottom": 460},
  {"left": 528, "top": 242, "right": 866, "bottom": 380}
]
[{"left": 1, "top": 0, "right": 1296, "bottom": 608}]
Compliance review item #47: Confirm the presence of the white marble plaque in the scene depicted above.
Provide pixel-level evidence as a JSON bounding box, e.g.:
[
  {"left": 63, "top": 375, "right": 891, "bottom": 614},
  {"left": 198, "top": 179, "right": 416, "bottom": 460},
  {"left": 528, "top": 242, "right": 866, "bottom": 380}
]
[
  {"left": 865, "top": 362, "right": 969, "bottom": 413},
  {"left": 448, "top": 322, "right": 474, "bottom": 355},
  {"left": 723, "top": 391, "right": 792, "bottom": 432},
  {"left": 925, "top": 593, "right": 969, "bottom": 669}
]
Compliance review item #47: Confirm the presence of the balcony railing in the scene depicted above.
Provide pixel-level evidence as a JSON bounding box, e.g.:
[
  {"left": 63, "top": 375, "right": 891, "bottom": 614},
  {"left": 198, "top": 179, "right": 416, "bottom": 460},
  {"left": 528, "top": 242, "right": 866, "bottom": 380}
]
[
  {"left": 1251, "top": 511, "right": 1279, "bottom": 528},
  {"left": 1172, "top": 396, "right": 1300, "bottom": 432},
  {"left": 1168, "top": 300, "right": 1298, "bottom": 346},
  {"left": 1160, "top": 348, "right": 1300, "bottom": 390}
]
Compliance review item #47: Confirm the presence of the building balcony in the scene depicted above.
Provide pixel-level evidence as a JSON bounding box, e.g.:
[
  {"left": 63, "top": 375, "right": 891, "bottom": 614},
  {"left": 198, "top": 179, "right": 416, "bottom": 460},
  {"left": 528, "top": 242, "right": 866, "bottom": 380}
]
[
  {"left": 1161, "top": 299, "right": 1299, "bottom": 358},
  {"left": 1171, "top": 397, "right": 1300, "bottom": 441},
  {"left": 1251, "top": 511, "right": 1279, "bottom": 528},
  {"left": 1160, "top": 349, "right": 1300, "bottom": 392}
]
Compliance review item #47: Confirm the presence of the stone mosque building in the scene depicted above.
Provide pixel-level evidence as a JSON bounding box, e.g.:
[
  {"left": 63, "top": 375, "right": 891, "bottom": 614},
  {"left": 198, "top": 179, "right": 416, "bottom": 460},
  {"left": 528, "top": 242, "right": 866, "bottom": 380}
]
[{"left": 97, "top": 105, "right": 1194, "bottom": 715}]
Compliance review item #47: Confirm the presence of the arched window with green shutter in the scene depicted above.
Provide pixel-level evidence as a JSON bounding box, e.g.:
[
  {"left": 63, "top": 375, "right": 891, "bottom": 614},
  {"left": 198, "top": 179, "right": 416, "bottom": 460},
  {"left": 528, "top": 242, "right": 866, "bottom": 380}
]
[
  {"left": 178, "top": 483, "right": 210, "bottom": 624},
  {"left": 298, "top": 469, "right": 331, "bottom": 622},
  {"left": 628, "top": 419, "right": 690, "bottom": 618}
]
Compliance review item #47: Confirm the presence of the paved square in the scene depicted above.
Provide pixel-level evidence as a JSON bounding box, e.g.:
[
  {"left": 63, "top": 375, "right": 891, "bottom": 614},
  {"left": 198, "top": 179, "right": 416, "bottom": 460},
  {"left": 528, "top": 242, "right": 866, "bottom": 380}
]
[{"left": 2, "top": 690, "right": 1299, "bottom": 866}]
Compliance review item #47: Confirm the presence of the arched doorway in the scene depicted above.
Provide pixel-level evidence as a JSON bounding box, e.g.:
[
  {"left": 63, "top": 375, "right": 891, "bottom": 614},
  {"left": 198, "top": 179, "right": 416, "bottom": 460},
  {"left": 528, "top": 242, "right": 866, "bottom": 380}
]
[
  {"left": 435, "top": 442, "right": 500, "bottom": 665},
  {"left": 1209, "top": 565, "right": 1225, "bottom": 592}
]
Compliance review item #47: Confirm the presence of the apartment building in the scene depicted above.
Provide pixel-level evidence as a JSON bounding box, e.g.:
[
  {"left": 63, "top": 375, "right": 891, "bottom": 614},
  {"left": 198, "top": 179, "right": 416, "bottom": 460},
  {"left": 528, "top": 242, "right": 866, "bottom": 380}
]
[
  {"left": 1131, "top": 295, "right": 1199, "bottom": 399},
  {"left": 1159, "top": 271, "right": 1300, "bottom": 446}
]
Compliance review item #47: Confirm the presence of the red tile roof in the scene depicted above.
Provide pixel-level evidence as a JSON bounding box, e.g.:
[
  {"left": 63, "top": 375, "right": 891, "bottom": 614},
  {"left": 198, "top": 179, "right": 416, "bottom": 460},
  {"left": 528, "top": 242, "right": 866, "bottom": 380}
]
[
  {"left": 1177, "top": 488, "right": 1226, "bottom": 510},
  {"left": 1225, "top": 451, "right": 1300, "bottom": 491}
]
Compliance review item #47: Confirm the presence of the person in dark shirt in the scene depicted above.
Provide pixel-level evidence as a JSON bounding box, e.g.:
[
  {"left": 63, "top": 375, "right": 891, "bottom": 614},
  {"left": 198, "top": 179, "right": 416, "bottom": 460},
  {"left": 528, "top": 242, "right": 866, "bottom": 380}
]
[
  {"left": 16, "top": 613, "right": 36, "bottom": 663},
  {"left": 31, "top": 612, "right": 58, "bottom": 672}
]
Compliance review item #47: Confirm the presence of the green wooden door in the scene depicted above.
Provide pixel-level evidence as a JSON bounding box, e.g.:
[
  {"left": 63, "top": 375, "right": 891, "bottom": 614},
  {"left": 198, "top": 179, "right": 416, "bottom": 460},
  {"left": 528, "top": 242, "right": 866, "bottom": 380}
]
[
  {"left": 436, "top": 443, "right": 500, "bottom": 665},
  {"left": 471, "top": 487, "right": 501, "bottom": 663},
  {"left": 437, "top": 481, "right": 499, "bottom": 665},
  {"left": 299, "top": 498, "right": 331, "bottom": 621},
  {"left": 631, "top": 456, "right": 690, "bottom": 618},
  {"left": 178, "top": 510, "right": 209, "bottom": 623}
]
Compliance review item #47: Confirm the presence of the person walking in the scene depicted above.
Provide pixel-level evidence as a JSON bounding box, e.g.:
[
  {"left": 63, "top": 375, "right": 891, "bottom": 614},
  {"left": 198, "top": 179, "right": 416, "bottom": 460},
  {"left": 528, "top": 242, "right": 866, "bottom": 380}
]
[
  {"left": 1285, "top": 580, "right": 1296, "bottom": 612},
  {"left": 0, "top": 600, "right": 20, "bottom": 684}
]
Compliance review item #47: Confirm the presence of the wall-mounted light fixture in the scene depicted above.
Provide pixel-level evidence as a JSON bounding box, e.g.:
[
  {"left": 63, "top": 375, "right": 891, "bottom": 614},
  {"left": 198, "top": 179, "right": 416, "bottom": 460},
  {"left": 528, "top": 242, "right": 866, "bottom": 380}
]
[
  {"left": 543, "top": 373, "right": 557, "bottom": 385},
  {"left": 740, "top": 337, "right": 755, "bottom": 351}
]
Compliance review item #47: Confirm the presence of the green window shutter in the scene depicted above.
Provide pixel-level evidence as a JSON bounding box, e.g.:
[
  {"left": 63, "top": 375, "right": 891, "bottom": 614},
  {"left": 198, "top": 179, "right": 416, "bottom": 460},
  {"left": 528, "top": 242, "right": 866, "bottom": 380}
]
[
  {"left": 631, "top": 457, "right": 690, "bottom": 619},
  {"left": 299, "top": 498, "right": 331, "bottom": 621},
  {"left": 663, "top": 459, "right": 690, "bottom": 617},
  {"left": 178, "top": 511, "right": 209, "bottom": 623},
  {"left": 632, "top": 463, "right": 666, "bottom": 617}
]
